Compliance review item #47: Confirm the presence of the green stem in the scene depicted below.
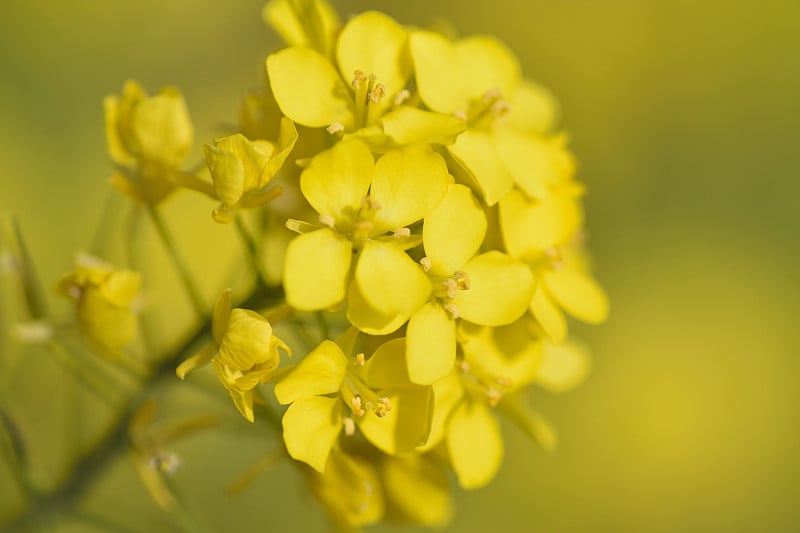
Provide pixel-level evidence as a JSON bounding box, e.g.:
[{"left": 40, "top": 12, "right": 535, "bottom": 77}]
[
  {"left": 146, "top": 206, "right": 205, "bottom": 319},
  {"left": 1, "top": 288, "right": 282, "bottom": 531},
  {"left": 233, "top": 215, "right": 266, "bottom": 287}
]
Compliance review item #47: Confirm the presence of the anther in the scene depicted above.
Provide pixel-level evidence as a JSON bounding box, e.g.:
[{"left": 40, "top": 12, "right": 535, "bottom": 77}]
[
  {"left": 368, "top": 83, "right": 386, "bottom": 104},
  {"left": 420, "top": 257, "right": 432, "bottom": 272},
  {"left": 442, "top": 278, "right": 458, "bottom": 299},
  {"left": 496, "top": 376, "right": 514, "bottom": 388},
  {"left": 443, "top": 302, "right": 459, "bottom": 320},
  {"left": 393, "top": 227, "right": 411, "bottom": 238},
  {"left": 393, "top": 89, "right": 411, "bottom": 106},
  {"left": 490, "top": 100, "right": 510, "bottom": 116},
  {"left": 458, "top": 360, "right": 471, "bottom": 373},
  {"left": 354, "top": 353, "right": 365, "bottom": 366},
  {"left": 485, "top": 387, "right": 502, "bottom": 407},
  {"left": 343, "top": 417, "right": 356, "bottom": 436},
  {"left": 351, "top": 395, "right": 365, "bottom": 417},
  {"left": 454, "top": 270, "right": 471, "bottom": 290},
  {"left": 482, "top": 88, "right": 502, "bottom": 102},
  {"left": 327, "top": 122, "right": 345, "bottom": 134},
  {"left": 361, "top": 195, "right": 382, "bottom": 211},
  {"left": 352, "top": 69, "right": 366, "bottom": 90},
  {"left": 318, "top": 214, "right": 335, "bottom": 227},
  {"left": 453, "top": 110, "right": 468, "bottom": 121}
]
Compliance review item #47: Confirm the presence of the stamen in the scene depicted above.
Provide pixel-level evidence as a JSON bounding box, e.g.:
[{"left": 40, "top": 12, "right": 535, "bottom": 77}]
[
  {"left": 351, "top": 395, "right": 365, "bottom": 417},
  {"left": 343, "top": 417, "right": 356, "bottom": 436},
  {"left": 354, "top": 353, "right": 365, "bottom": 366},
  {"left": 454, "top": 270, "right": 470, "bottom": 290},
  {"left": 393, "top": 227, "right": 411, "bottom": 237},
  {"left": 368, "top": 83, "right": 386, "bottom": 104},
  {"left": 485, "top": 387, "right": 502, "bottom": 407},
  {"left": 458, "top": 360, "right": 471, "bottom": 373},
  {"left": 420, "top": 257, "right": 432, "bottom": 272},
  {"left": 352, "top": 69, "right": 366, "bottom": 90},
  {"left": 327, "top": 122, "right": 345, "bottom": 134},
  {"left": 361, "top": 195, "right": 382, "bottom": 211},
  {"left": 393, "top": 89, "right": 411, "bottom": 106},
  {"left": 373, "top": 397, "right": 392, "bottom": 418},
  {"left": 496, "top": 376, "right": 514, "bottom": 388},
  {"left": 442, "top": 278, "right": 458, "bottom": 299},
  {"left": 491, "top": 100, "right": 510, "bottom": 116},
  {"left": 482, "top": 88, "right": 502, "bottom": 102},
  {"left": 443, "top": 302, "right": 459, "bottom": 320},
  {"left": 453, "top": 110, "right": 468, "bottom": 121},
  {"left": 318, "top": 214, "right": 335, "bottom": 227}
]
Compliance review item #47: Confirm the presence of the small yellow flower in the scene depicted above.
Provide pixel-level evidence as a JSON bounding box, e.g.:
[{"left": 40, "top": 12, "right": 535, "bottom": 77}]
[
  {"left": 274, "top": 335, "right": 433, "bottom": 473},
  {"left": 176, "top": 289, "right": 291, "bottom": 422},
  {"left": 282, "top": 138, "right": 450, "bottom": 312},
  {"left": 499, "top": 185, "right": 609, "bottom": 343},
  {"left": 410, "top": 30, "right": 572, "bottom": 205},
  {"left": 202, "top": 118, "right": 298, "bottom": 223},
  {"left": 104, "top": 80, "right": 194, "bottom": 204},
  {"left": 56, "top": 253, "right": 140, "bottom": 357},
  {"left": 350, "top": 183, "right": 535, "bottom": 385}
]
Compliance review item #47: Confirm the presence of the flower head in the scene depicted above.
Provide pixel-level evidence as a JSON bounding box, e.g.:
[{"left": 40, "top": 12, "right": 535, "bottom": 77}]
[
  {"left": 56, "top": 253, "right": 141, "bottom": 356},
  {"left": 176, "top": 289, "right": 291, "bottom": 422},
  {"left": 104, "top": 80, "right": 194, "bottom": 204}
]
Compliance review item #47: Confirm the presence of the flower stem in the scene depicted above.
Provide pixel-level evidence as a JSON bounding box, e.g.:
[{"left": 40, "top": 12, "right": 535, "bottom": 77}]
[
  {"left": 233, "top": 214, "right": 266, "bottom": 287},
  {"left": 146, "top": 206, "right": 205, "bottom": 318}
]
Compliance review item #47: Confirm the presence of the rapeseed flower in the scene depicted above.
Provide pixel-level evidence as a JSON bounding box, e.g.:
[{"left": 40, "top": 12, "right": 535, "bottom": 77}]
[
  {"left": 282, "top": 138, "right": 450, "bottom": 312},
  {"left": 104, "top": 80, "right": 194, "bottom": 204},
  {"left": 56, "top": 253, "right": 141, "bottom": 356},
  {"left": 274, "top": 335, "right": 432, "bottom": 473},
  {"left": 176, "top": 289, "right": 290, "bottom": 422}
]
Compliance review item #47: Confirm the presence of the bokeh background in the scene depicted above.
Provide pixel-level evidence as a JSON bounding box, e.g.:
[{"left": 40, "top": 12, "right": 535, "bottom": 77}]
[{"left": 1, "top": 0, "right": 799, "bottom": 531}]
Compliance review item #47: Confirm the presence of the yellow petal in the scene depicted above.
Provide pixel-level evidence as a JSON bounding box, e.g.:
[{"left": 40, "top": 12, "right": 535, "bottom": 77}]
[
  {"left": 447, "top": 129, "right": 513, "bottom": 206},
  {"left": 534, "top": 339, "right": 592, "bottom": 393},
  {"left": 103, "top": 94, "right": 135, "bottom": 166},
  {"left": 336, "top": 11, "right": 410, "bottom": 111},
  {"left": 544, "top": 268, "right": 609, "bottom": 324},
  {"left": 495, "top": 131, "right": 576, "bottom": 200},
  {"left": 370, "top": 144, "right": 451, "bottom": 234},
  {"left": 361, "top": 337, "right": 412, "bottom": 387},
  {"left": 282, "top": 396, "right": 342, "bottom": 472},
  {"left": 78, "top": 287, "right": 137, "bottom": 353},
  {"left": 406, "top": 302, "right": 456, "bottom": 385},
  {"left": 300, "top": 138, "right": 374, "bottom": 223},
  {"left": 357, "top": 385, "right": 433, "bottom": 455},
  {"left": 345, "top": 282, "right": 408, "bottom": 335},
  {"left": 176, "top": 344, "right": 215, "bottom": 380},
  {"left": 283, "top": 228, "right": 352, "bottom": 311},
  {"left": 458, "top": 316, "right": 544, "bottom": 389},
  {"left": 262, "top": 0, "right": 340, "bottom": 57},
  {"left": 217, "top": 309, "right": 275, "bottom": 371},
  {"left": 204, "top": 141, "right": 245, "bottom": 207},
  {"left": 423, "top": 184, "right": 486, "bottom": 276},
  {"left": 506, "top": 79, "right": 559, "bottom": 135},
  {"left": 307, "top": 450, "right": 384, "bottom": 528},
  {"left": 455, "top": 252, "right": 535, "bottom": 326},
  {"left": 498, "top": 187, "right": 584, "bottom": 261},
  {"left": 380, "top": 107, "right": 466, "bottom": 146},
  {"left": 131, "top": 87, "right": 193, "bottom": 167},
  {"left": 447, "top": 398, "right": 503, "bottom": 489},
  {"left": 99, "top": 269, "right": 140, "bottom": 307},
  {"left": 381, "top": 455, "right": 453, "bottom": 527},
  {"left": 456, "top": 35, "right": 520, "bottom": 106},
  {"left": 267, "top": 47, "right": 353, "bottom": 128},
  {"left": 274, "top": 340, "right": 348, "bottom": 404},
  {"left": 417, "top": 371, "right": 464, "bottom": 452},
  {"left": 530, "top": 286, "right": 567, "bottom": 344},
  {"left": 260, "top": 116, "right": 298, "bottom": 187},
  {"left": 355, "top": 240, "right": 431, "bottom": 317}
]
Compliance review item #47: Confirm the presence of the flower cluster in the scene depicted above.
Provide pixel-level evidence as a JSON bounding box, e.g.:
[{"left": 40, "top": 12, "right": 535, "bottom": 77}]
[{"left": 45, "top": 0, "right": 608, "bottom": 530}]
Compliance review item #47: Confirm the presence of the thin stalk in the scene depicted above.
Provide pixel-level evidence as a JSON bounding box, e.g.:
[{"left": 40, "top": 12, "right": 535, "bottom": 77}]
[
  {"left": 146, "top": 206, "right": 205, "bottom": 318},
  {"left": 234, "top": 214, "right": 267, "bottom": 288}
]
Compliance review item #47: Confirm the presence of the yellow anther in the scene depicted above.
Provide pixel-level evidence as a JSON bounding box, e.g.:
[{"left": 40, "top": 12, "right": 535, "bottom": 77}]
[
  {"left": 393, "top": 227, "right": 411, "bottom": 237},
  {"left": 373, "top": 397, "right": 391, "bottom": 418},
  {"left": 368, "top": 83, "right": 386, "bottom": 104},
  {"left": 443, "top": 303, "right": 459, "bottom": 320},
  {"left": 458, "top": 360, "right": 471, "bottom": 373},
  {"left": 453, "top": 110, "right": 468, "bottom": 121},
  {"left": 491, "top": 100, "right": 510, "bottom": 116},
  {"left": 420, "top": 257, "right": 432, "bottom": 273},
  {"left": 378, "top": 397, "right": 392, "bottom": 412},
  {"left": 327, "top": 122, "right": 345, "bottom": 134},
  {"left": 485, "top": 387, "right": 502, "bottom": 407},
  {"left": 354, "top": 353, "right": 366, "bottom": 366},
  {"left": 454, "top": 270, "right": 470, "bottom": 290},
  {"left": 361, "top": 195, "right": 382, "bottom": 211},
  {"left": 352, "top": 69, "right": 367, "bottom": 90},
  {"left": 318, "top": 214, "right": 335, "bottom": 227},
  {"left": 351, "top": 395, "right": 365, "bottom": 417},
  {"left": 343, "top": 417, "right": 356, "bottom": 436},
  {"left": 496, "top": 376, "right": 514, "bottom": 388},
  {"left": 442, "top": 278, "right": 458, "bottom": 299},
  {"left": 393, "top": 89, "right": 411, "bottom": 106},
  {"left": 482, "top": 88, "right": 502, "bottom": 102}
]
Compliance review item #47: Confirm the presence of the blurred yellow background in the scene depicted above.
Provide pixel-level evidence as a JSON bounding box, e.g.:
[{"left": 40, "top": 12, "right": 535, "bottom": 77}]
[{"left": 1, "top": 0, "right": 799, "bottom": 531}]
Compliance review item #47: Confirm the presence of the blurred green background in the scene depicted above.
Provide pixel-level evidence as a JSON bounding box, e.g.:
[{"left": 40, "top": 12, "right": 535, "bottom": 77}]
[{"left": 1, "top": 0, "right": 799, "bottom": 531}]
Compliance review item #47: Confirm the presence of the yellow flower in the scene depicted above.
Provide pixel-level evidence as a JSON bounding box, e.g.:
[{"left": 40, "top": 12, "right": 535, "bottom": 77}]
[
  {"left": 499, "top": 185, "right": 609, "bottom": 343},
  {"left": 380, "top": 453, "right": 453, "bottom": 527},
  {"left": 274, "top": 335, "right": 433, "bottom": 473},
  {"left": 350, "top": 183, "right": 535, "bottom": 385},
  {"left": 202, "top": 118, "right": 298, "bottom": 223},
  {"left": 282, "top": 138, "right": 450, "bottom": 312},
  {"left": 104, "top": 80, "right": 194, "bottom": 204},
  {"left": 266, "top": 11, "right": 465, "bottom": 149},
  {"left": 410, "top": 31, "right": 573, "bottom": 205},
  {"left": 263, "top": 0, "right": 341, "bottom": 59},
  {"left": 304, "top": 449, "right": 384, "bottom": 530},
  {"left": 176, "top": 289, "right": 291, "bottom": 422},
  {"left": 56, "top": 253, "right": 140, "bottom": 357}
]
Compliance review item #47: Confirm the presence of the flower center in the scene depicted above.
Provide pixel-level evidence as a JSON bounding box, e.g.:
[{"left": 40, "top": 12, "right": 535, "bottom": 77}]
[
  {"left": 352, "top": 69, "right": 387, "bottom": 129},
  {"left": 421, "top": 258, "right": 471, "bottom": 319},
  {"left": 457, "top": 88, "right": 510, "bottom": 130},
  {"left": 457, "top": 360, "right": 514, "bottom": 408}
]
